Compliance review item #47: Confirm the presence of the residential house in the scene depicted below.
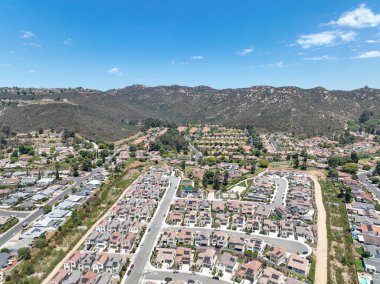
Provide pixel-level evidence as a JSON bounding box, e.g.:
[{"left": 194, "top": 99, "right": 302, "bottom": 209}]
[
  {"left": 237, "top": 260, "right": 263, "bottom": 282},
  {"left": 287, "top": 254, "right": 310, "bottom": 276},
  {"left": 228, "top": 235, "right": 245, "bottom": 252},
  {"left": 196, "top": 248, "right": 217, "bottom": 269},
  {"left": 175, "top": 247, "right": 192, "bottom": 265},
  {"left": 267, "top": 246, "right": 287, "bottom": 265},
  {"left": 217, "top": 252, "right": 237, "bottom": 273},
  {"left": 258, "top": 267, "right": 285, "bottom": 284},
  {"left": 177, "top": 229, "right": 193, "bottom": 245}
]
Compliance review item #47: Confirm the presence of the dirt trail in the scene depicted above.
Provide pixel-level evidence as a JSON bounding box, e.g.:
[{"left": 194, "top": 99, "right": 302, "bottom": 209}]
[{"left": 309, "top": 172, "right": 327, "bottom": 284}]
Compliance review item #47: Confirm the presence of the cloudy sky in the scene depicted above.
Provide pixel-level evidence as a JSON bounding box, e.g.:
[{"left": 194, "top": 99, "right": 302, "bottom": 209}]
[{"left": 0, "top": 0, "right": 380, "bottom": 90}]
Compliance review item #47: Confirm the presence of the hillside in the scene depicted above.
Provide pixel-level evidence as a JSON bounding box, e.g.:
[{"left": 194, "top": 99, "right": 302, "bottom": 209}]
[
  {"left": 0, "top": 85, "right": 379, "bottom": 141},
  {"left": 0, "top": 88, "right": 143, "bottom": 141},
  {"left": 114, "top": 85, "right": 380, "bottom": 135}
]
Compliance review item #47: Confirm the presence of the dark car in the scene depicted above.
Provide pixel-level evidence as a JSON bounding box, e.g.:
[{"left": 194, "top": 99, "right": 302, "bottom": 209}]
[
  {"left": 127, "top": 270, "right": 132, "bottom": 276},
  {"left": 212, "top": 276, "right": 219, "bottom": 280},
  {"left": 173, "top": 270, "right": 179, "bottom": 274},
  {"left": 130, "top": 264, "right": 134, "bottom": 270}
]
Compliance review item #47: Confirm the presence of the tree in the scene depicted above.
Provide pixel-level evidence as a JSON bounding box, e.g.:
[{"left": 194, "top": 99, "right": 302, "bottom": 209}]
[
  {"left": 292, "top": 153, "right": 299, "bottom": 168},
  {"left": 342, "top": 163, "right": 359, "bottom": 175},
  {"left": 55, "top": 161, "right": 60, "bottom": 180},
  {"left": 213, "top": 171, "right": 221, "bottom": 190},
  {"left": 180, "top": 161, "right": 186, "bottom": 172},
  {"left": 72, "top": 164, "right": 79, "bottom": 177},
  {"left": 17, "top": 247, "right": 31, "bottom": 260},
  {"left": 43, "top": 204, "right": 52, "bottom": 214},
  {"left": 327, "top": 156, "right": 339, "bottom": 168},
  {"left": 374, "top": 161, "right": 380, "bottom": 176},
  {"left": 202, "top": 176, "right": 208, "bottom": 188},
  {"left": 194, "top": 179, "right": 199, "bottom": 191},
  {"left": 351, "top": 151, "right": 359, "bottom": 163},
  {"left": 33, "top": 236, "right": 47, "bottom": 248},
  {"left": 359, "top": 110, "right": 373, "bottom": 123},
  {"left": 258, "top": 159, "right": 269, "bottom": 168},
  {"left": 344, "top": 186, "right": 353, "bottom": 203},
  {"left": 250, "top": 163, "right": 256, "bottom": 174},
  {"left": 101, "top": 150, "right": 107, "bottom": 163},
  {"left": 23, "top": 262, "right": 34, "bottom": 275},
  {"left": 81, "top": 158, "right": 92, "bottom": 172},
  {"left": 327, "top": 168, "right": 339, "bottom": 178},
  {"left": 223, "top": 171, "right": 229, "bottom": 186}
]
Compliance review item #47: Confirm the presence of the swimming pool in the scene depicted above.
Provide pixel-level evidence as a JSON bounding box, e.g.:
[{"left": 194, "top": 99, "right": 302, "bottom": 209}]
[{"left": 359, "top": 277, "right": 368, "bottom": 284}]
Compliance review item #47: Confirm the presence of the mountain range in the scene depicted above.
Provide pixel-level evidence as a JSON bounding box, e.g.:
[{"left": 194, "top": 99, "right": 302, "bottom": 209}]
[{"left": 0, "top": 85, "right": 379, "bottom": 141}]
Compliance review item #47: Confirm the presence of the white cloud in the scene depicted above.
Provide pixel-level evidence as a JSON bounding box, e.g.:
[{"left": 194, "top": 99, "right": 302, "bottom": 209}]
[
  {"left": 21, "top": 31, "right": 36, "bottom": 39},
  {"left": 28, "top": 69, "right": 35, "bottom": 74},
  {"left": 107, "top": 67, "right": 125, "bottom": 76},
  {"left": 340, "top": 31, "right": 357, "bottom": 42},
  {"left": 356, "top": 50, "right": 380, "bottom": 58},
  {"left": 107, "top": 67, "right": 120, "bottom": 74},
  {"left": 263, "top": 61, "right": 284, "bottom": 67},
  {"left": 304, "top": 55, "right": 335, "bottom": 61},
  {"left": 63, "top": 38, "right": 72, "bottom": 45},
  {"left": 366, "top": 39, "right": 380, "bottom": 43},
  {"left": 236, "top": 48, "right": 253, "bottom": 56},
  {"left": 330, "top": 4, "right": 380, "bottom": 28},
  {"left": 22, "top": 42, "right": 42, "bottom": 48},
  {"left": 296, "top": 30, "right": 356, "bottom": 48},
  {"left": 190, "top": 55, "right": 204, "bottom": 60}
]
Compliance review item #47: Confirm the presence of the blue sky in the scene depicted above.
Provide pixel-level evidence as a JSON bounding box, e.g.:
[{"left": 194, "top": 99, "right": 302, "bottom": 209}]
[{"left": 1, "top": 0, "right": 380, "bottom": 90}]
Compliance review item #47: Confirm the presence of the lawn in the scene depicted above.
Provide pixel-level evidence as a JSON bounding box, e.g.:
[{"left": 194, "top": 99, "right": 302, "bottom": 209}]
[{"left": 355, "top": 258, "right": 365, "bottom": 272}]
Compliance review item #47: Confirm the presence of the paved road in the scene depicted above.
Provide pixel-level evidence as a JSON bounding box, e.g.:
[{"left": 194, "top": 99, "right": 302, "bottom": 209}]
[
  {"left": 0, "top": 168, "right": 102, "bottom": 247},
  {"left": 124, "top": 175, "right": 181, "bottom": 284},
  {"left": 271, "top": 177, "right": 287, "bottom": 209},
  {"left": 185, "top": 136, "right": 202, "bottom": 163},
  {"left": 163, "top": 226, "right": 311, "bottom": 255},
  {"left": 269, "top": 135, "right": 280, "bottom": 152},
  {"left": 358, "top": 171, "right": 380, "bottom": 200},
  {"left": 0, "top": 210, "right": 30, "bottom": 218},
  {"left": 143, "top": 271, "right": 229, "bottom": 284}
]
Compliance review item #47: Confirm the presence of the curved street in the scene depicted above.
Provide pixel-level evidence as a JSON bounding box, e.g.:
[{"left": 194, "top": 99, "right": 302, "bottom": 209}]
[{"left": 143, "top": 270, "right": 230, "bottom": 284}]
